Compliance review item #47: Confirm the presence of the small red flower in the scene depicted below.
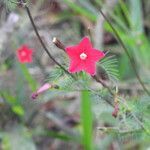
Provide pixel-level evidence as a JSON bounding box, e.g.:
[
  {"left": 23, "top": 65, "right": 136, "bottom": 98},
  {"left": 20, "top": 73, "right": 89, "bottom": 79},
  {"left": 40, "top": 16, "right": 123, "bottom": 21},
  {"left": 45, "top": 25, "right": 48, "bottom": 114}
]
[
  {"left": 17, "top": 45, "right": 33, "bottom": 63},
  {"left": 65, "top": 36, "right": 105, "bottom": 75}
]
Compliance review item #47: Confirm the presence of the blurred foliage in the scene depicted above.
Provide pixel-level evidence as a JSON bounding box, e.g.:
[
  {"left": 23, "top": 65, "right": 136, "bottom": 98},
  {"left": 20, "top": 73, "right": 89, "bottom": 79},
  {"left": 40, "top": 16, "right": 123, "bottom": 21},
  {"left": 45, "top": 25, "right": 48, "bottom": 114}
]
[{"left": 0, "top": 0, "right": 150, "bottom": 150}]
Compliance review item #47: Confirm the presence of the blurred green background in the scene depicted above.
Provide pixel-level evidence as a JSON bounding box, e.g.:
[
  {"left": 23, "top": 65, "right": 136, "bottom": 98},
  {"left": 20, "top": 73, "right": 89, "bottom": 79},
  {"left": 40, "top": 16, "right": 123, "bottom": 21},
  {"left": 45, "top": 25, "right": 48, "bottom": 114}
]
[{"left": 0, "top": 0, "right": 150, "bottom": 150}]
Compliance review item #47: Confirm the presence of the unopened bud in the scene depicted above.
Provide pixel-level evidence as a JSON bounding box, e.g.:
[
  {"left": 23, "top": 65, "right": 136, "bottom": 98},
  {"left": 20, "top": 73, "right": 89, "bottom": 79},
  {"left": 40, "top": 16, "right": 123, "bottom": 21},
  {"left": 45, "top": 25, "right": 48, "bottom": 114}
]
[
  {"left": 53, "top": 37, "right": 65, "bottom": 51},
  {"left": 31, "top": 83, "right": 59, "bottom": 100},
  {"left": 31, "top": 92, "right": 38, "bottom": 100},
  {"left": 112, "top": 103, "right": 119, "bottom": 118}
]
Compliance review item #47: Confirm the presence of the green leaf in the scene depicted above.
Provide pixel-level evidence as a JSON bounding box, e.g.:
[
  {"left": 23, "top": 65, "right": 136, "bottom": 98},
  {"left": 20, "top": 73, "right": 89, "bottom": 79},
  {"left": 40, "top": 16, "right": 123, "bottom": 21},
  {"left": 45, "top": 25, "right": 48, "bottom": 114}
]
[
  {"left": 63, "top": 0, "right": 97, "bottom": 22},
  {"left": 3, "top": 0, "right": 17, "bottom": 11},
  {"left": 33, "top": 127, "right": 73, "bottom": 141},
  {"left": 19, "top": 63, "right": 37, "bottom": 91},
  {"left": 99, "top": 55, "right": 119, "bottom": 82},
  {"left": 77, "top": 0, "right": 98, "bottom": 15},
  {"left": 2, "top": 135, "right": 11, "bottom": 150},
  {"left": 0, "top": 92, "right": 16, "bottom": 105},
  {"left": 129, "top": 0, "right": 143, "bottom": 32},
  {"left": 12, "top": 105, "right": 25, "bottom": 116},
  {"left": 47, "top": 67, "right": 64, "bottom": 82}
]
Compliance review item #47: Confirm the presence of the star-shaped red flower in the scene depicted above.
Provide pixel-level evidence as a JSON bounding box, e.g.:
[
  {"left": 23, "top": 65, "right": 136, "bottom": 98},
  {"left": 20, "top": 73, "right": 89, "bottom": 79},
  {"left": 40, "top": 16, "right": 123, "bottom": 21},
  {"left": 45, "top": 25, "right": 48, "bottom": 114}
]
[
  {"left": 65, "top": 36, "right": 105, "bottom": 75},
  {"left": 17, "top": 45, "right": 33, "bottom": 63}
]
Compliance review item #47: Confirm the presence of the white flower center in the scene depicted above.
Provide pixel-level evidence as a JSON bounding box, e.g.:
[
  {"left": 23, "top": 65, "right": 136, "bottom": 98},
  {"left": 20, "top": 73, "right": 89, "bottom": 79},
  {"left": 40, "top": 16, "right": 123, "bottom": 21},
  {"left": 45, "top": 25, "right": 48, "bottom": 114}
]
[
  {"left": 80, "top": 53, "right": 87, "bottom": 60},
  {"left": 21, "top": 51, "right": 26, "bottom": 56}
]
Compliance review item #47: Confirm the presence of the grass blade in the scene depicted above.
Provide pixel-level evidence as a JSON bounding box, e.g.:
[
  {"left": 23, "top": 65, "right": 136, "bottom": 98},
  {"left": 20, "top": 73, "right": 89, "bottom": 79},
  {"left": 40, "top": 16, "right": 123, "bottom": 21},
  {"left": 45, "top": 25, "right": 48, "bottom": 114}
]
[{"left": 81, "top": 90, "right": 93, "bottom": 150}]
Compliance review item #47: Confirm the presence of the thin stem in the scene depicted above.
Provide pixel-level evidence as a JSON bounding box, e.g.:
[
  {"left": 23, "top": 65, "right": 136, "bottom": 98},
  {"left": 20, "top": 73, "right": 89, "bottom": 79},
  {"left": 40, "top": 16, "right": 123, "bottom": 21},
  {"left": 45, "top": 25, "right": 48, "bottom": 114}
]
[
  {"left": 87, "top": 27, "right": 93, "bottom": 44},
  {"left": 93, "top": 75, "right": 114, "bottom": 96},
  {"left": 99, "top": 8, "right": 150, "bottom": 96},
  {"left": 22, "top": 2, "right": 74, "bottom": 79},
  {"left": 97, "top": 126, "right": 142, "bottom": 134},
  {"left": 89, "top": 88, "right": 113, "bottom": 106}
]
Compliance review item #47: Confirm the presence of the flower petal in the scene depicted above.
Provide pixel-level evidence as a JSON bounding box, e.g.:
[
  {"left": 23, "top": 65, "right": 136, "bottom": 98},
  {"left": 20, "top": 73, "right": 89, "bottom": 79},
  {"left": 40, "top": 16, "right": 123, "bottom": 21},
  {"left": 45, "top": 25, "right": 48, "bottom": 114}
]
[
  {"left": 65, "top": 46, "right": 79, "bottom": 60},
  {"left": 78, "top": 36, "right": 92, "bottom": 51},
  {"left": 69, "top": 59, "right": 84, "bottom": 73},
  {"left": 89, "top": 49, "right": 105, "bottom": 62},
  {"left": 84, "top": 60, "right": 96, "bottom": 75},
  {"left": 27, "top": 56, "right": 32, "bottom": 62}
]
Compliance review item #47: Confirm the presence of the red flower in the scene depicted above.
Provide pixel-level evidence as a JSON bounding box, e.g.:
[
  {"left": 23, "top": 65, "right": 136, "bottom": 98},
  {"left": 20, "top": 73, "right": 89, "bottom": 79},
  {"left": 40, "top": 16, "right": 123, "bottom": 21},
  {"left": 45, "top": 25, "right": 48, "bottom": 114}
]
[
  {"left": 65, "top": 37, "right": 105, "bottom": 75},
  {"left": 17, "top": 45, "right": 33, "bottom": 63}
]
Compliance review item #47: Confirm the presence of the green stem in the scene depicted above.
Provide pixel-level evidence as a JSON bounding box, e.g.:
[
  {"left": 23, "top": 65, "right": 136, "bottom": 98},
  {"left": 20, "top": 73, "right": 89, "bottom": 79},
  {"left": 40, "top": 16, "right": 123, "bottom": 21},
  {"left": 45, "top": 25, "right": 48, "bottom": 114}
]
[{"left": 81, "top": 90, "right": 93, "bottom": 150}]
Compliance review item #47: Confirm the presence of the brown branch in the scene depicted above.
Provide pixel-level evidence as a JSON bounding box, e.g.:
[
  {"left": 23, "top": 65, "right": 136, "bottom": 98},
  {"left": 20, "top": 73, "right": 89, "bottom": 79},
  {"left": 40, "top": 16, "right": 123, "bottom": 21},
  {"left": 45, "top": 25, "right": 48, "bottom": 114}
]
[
  {"left": 22, "top": 1, "right": 74, "bottom": 79},
  {"left": 92, "top": 76, "right": 114, "bottom": 96}
]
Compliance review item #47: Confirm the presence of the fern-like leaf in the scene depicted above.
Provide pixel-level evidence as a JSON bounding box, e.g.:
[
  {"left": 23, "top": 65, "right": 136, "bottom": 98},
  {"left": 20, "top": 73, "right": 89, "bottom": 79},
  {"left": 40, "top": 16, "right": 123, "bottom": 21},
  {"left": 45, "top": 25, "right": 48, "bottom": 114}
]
[
  {"left": 46, "top": 67, "right": 65, "bottom": 82},
  {"left": 2, "top": 0, "right": 30, "bottom": 11},
  {"left": 2, "top": 0, "right": 18, "bottom": 10},
  {"left": 98, "top": 55, "right": 119, "bottom": 83}
]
